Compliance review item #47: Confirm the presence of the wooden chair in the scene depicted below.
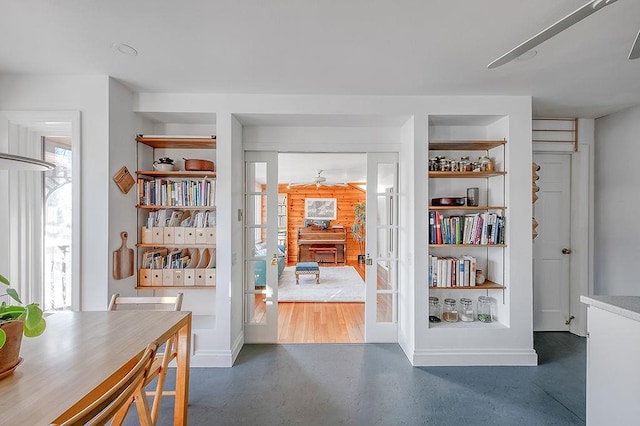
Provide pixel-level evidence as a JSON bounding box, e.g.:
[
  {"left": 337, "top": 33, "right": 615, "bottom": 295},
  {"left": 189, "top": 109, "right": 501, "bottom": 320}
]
[
  {"left": 52, "top": 343, "right": 158, "bottom": 426},
  {"left": 107, "top": 293, "right": 183, "bottom": 425}
]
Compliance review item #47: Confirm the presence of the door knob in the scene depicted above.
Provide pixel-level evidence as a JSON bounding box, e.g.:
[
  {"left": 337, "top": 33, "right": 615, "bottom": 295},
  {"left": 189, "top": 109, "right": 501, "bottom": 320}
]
[
  {"left": 271, "top": 254, "right": 278, "bottom": 266},
  {"left": 561, "top": 248, "right": 572, "bottom": 254}
]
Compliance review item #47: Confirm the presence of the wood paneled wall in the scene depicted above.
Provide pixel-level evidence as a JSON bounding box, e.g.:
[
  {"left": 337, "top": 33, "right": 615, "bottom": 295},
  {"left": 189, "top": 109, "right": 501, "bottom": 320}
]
[{"left": 278, "top": 184, "right": 366, "bottom": 264}]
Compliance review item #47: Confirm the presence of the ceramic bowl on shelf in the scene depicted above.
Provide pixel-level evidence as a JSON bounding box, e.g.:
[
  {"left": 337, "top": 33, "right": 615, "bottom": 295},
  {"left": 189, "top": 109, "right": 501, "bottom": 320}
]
[{"left": 153, "top": 163, "right": 176, "bottom": 171}]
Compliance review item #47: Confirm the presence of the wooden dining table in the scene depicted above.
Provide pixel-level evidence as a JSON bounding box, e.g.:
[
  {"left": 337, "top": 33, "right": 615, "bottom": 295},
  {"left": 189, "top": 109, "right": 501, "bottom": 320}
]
[{"left": 0, "top": 310, "right": 191, "bottom": 425}]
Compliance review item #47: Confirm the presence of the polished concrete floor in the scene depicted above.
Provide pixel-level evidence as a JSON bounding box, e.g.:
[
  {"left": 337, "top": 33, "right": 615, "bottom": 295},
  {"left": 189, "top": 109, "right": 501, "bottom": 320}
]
[{"left": 130, "top": 332, "right": 586, "bottom": 425}]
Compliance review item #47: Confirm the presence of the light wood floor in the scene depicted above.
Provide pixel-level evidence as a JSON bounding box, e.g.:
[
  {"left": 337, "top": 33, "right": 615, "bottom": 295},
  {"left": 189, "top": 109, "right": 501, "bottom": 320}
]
[
  {"left": 251, "top": 261, "right": 368, "bottom": 344},
  {"left": 278, "top": 302, "right": 364, "bottom": 344}
]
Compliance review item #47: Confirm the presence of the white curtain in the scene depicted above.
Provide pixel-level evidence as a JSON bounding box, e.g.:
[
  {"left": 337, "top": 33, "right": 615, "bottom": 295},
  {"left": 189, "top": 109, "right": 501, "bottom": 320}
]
[{"left": 8, "top": 123, "right": 45, "bottom": 304}]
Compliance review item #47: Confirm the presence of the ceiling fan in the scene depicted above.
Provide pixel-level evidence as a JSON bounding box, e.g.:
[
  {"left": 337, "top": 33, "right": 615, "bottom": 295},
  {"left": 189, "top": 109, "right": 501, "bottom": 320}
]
[
  {"left": 488, "top": 0, "right": 640, "bottom": 69},
  {"left": 288, "top": 170, "right": 348, "bottom": 189}
]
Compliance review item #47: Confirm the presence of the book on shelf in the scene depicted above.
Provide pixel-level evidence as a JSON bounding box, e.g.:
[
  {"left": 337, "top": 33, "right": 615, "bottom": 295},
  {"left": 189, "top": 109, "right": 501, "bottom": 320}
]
[
  {"left": 428, "top": 254, "right": 477, "bottom": 287},
  {"left": 145, "top": 208, "right": 216, "bottom": 228},
  {"left": 138, "top": 177, "right": 216, "bottom": 207},
  {"left": 429, "top": 211, "right": 505, "bottom": 245}
]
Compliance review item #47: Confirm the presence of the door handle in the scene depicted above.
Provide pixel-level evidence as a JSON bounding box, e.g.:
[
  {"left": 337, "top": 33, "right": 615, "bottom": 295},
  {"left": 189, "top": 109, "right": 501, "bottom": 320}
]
[
  {"left": 561, "top": 248, "right": 572, "bottom": 254},
  {"left": 271, "top": 254, "right": 278, "bottom": 266},
  {"left": 365, "top": 253, "right": 373, "bottom": 266}
]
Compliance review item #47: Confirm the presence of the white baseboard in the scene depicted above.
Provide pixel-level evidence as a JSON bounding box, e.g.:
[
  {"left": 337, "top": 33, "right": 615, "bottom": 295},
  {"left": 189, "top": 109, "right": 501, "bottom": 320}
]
[
  {"left": 412, "top": 349, "right": 538, "bottom": 366},
  {"left": 189, "top": 349, "right": 234, "bottom": 367}
]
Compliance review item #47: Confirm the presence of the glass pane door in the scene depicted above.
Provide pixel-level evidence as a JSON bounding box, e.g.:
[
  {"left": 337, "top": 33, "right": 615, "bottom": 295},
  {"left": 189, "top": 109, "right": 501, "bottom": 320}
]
[
  {"left": 243, "top": 151, "right": 279, "bottom": 343},
  {"left": 365, "top": 153, "right": 399, "bottom": 342}
]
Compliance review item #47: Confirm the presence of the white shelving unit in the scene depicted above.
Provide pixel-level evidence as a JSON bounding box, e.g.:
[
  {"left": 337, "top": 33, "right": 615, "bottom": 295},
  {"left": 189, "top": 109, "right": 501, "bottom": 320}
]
[
  {"left": 135, "top": 135, "right": 220, "bottom": 364},
  {"left": 413, "top": 113, "right": 537, "bottom": 366}
]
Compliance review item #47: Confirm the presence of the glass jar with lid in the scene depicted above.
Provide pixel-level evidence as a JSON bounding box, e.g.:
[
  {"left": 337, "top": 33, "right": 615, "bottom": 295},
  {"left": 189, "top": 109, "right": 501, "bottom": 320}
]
[
  {"left": 429, "top": 296, "right": 441, "bottom": 323},
  {"left": 429, "top": 157, "right": 439, "bottom": 171},
  {"left": 477, "top": 296, "right": 497, "bottom": 323},
  {"left": 459, "top": 298, "right": 474, "bottom": 322},
  {"left": 478, "top": 155, "right": 494, "bottom": 172},
  {"left": 438, "top": 157, "right": 451, "bottom": 172},
  {"left": 442, "top": 298, "right": 459, "bottom": 322},
  {"left": 460, "top": 156, "right": 471, "bottom": 172}
]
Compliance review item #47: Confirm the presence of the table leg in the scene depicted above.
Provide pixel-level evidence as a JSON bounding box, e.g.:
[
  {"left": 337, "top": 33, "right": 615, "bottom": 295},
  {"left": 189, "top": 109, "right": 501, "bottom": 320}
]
[{"left": 174, "top": 315, "right": 191, "bottom": 425}]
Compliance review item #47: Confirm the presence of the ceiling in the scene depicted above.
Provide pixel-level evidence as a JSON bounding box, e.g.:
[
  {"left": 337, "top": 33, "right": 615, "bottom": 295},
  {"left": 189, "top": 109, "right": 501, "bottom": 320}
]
[
  {"left": 1, "top": 0, "right": 639, "bottom": 119},
  {"left": 278, "top": 153, "right": 366, "bottom": 185}
]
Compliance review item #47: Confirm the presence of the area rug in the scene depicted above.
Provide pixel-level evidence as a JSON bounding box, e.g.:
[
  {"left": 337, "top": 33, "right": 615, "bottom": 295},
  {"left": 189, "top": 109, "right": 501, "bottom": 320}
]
[{"left": 278, "top": 266, "right": 365, "bottom": 302}]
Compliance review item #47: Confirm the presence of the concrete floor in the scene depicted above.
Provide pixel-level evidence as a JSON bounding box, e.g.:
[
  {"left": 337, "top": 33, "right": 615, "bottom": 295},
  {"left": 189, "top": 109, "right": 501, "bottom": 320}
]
[{"left": 129, "top": 332, "right": 586, "bottom": 425}]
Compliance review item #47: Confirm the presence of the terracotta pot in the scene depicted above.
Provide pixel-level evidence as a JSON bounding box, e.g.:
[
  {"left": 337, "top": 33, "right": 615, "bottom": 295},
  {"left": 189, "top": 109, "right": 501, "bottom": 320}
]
[
  {"left": 0, "top": 320, "right": 23, "bottom": 376},
  {"left": 183, "top": 158, "right": 215, "bottom": 171}
]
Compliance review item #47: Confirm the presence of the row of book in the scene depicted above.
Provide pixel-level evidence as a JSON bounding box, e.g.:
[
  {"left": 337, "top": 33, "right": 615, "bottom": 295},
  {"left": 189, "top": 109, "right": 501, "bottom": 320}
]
[
  {"left": 429, "top": 254, "right": 477, "bottom": 287},
  {"left": 429, "top": 211, "right": 505, "bottom": 245},
  {"left": 146, "top": 209, "right": 216, "bottom": 228},
  {"left": 138, "top": 177, "right": 216, "bottom": 207}
]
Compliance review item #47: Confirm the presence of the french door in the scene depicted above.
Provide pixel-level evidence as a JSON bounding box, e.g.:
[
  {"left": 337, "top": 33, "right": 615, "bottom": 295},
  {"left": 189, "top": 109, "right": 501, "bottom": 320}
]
[
  {"left": 365, "top": 153, "right": 399, "bottom": 342},
  {"left": 243, "top": 152, "right": 279, "bottom": 343}
]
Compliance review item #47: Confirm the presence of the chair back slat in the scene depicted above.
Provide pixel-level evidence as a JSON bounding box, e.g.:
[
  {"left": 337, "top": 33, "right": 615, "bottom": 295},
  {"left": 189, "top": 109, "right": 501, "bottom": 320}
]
[{"left": 108, "top": 293, "right": 183, "bottom": 311}]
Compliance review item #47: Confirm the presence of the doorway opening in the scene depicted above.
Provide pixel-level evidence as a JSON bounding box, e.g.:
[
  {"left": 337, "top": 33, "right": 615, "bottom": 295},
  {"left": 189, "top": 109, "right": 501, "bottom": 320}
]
[
  {"left": 243, "top": 150, "right": 399, "bottom": 344},
  {"left": 276, "top": 153, "right": 366, "bottom": 343}
]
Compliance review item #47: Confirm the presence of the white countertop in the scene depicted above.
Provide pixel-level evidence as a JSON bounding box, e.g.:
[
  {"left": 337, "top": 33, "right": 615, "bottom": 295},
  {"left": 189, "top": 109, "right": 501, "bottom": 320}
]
[{"left": 581, "top": 296, "right": 640, "bottom": 322}]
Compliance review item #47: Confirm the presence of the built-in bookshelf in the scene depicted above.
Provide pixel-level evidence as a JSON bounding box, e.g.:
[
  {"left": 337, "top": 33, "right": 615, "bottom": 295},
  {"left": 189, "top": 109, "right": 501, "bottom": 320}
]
[
  {"left": 427, "top": 133, "right": 507, "bottom": 324},
  {"left": 135, "top": 135, "right": 217, "bottom": 290}
]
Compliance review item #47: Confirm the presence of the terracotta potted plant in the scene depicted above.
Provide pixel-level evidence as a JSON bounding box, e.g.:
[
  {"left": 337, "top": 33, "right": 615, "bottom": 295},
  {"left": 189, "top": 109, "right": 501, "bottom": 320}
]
[
  {"left": 351, "top": 201, "right": 366, "bottom": 264},
  {"left": 0, "top": 274, "right": 46, "bottom": 378}
]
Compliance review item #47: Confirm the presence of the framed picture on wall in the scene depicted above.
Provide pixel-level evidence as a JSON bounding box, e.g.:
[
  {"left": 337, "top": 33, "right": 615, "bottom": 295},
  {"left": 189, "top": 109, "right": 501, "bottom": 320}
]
[{"left": 305, "top": 198, "right": 337, "bottom": 220}]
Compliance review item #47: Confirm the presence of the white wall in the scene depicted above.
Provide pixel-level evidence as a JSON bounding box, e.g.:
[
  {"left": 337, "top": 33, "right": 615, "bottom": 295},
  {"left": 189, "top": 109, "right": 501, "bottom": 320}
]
[
  {"left": 594, "top": 105, "right": 640, "bottom": 295},
  {"left": 0, "top": 75, "right": 110, "bottom": 310},
  {"left": 107, "top": 78, "right": 153, "bottom": 300}
]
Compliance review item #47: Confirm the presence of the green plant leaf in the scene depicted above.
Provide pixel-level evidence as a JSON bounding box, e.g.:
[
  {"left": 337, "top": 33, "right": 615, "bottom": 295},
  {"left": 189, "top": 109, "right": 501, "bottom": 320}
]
[
  {"left": 0, "top": 328, "right": 6, "bottom": 349},
  {"left": 0, "top": 274, "right": 9, "bottom": 286},
  {"left": 6, "top": 288, "right": 22, "bottom": 304},
  {"left": 23, "top": 304, "right": 45, "bottom": 337}
]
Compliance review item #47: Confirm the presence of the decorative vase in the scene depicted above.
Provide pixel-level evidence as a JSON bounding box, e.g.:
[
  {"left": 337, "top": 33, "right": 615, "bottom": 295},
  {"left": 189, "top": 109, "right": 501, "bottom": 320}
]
[{"left": 0, "top": 320, "right": 24, "bottom": 379}]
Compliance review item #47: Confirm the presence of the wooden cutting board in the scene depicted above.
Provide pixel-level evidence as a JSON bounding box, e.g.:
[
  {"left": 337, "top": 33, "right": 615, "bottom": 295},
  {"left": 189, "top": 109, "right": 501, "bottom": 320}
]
[{"left": 113, "top": 231, "right": 134, "bottom": 280}]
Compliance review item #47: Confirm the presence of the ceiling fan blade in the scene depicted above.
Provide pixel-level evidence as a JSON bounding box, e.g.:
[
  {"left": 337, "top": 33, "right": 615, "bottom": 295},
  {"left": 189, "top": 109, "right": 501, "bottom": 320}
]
[
  {"left": 488, "top": 0, "right": 618, "bottom": 69},
  {"left": 630, "top": 29, "right": 640, "bottom": 60}
]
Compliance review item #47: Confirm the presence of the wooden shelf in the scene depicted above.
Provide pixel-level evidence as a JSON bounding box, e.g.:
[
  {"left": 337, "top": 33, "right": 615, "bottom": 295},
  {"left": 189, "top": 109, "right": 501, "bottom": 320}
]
[
  {"left": 429, "top": 205, "right": 506, "bottom": 211},
  {"left": 429, "top": 280, "right": 505, "bottom": 290},
  {"left": 429, "top": 171, "right": 506, "bottom": 178},
  {"left": 429, "top": 244, "right": 507, "bottom": 248},
  {"left": 135, "top": 286, "right": 215, "bottom": 290},
  {"left": 429, "top": 140, "right": 506, "bottom": 151},
  {"left": 136, "top": 135, "right": 216, "bottom": 149},
  {"left": 136, "top": 243, "right": 216, "bottom": 248},
  {"left": 136, "top": 170, "right": 216, "bottom": 178},
  {"left": 136, "top": 205, "right": 216, "bottom": 210}
]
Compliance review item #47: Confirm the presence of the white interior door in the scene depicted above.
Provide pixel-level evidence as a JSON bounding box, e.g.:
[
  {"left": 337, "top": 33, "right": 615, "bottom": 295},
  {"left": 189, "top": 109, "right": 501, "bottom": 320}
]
[
  {"left": 243, "top": 151, "right": 279, "bottom": 343},
  {"left": 533, "top": 153, "right": 572, "bottom": 331},
  {"left": 365, "top": 153, "right": 399, "bottom": 342}
]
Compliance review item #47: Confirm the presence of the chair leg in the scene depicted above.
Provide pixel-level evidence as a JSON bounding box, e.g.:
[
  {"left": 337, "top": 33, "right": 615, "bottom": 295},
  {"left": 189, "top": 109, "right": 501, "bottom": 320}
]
[
  {"left": 150, "top": 368, "right": 167, "bottom": 423},
  {"left": 111, "top": 400, "right": 131, "bottom": 426},
  {"left": 134, "top": 387, "right": 154, "bottom": 426},
  {"left": 151, "top": 336, "right": 175, "bottom": 424}
]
